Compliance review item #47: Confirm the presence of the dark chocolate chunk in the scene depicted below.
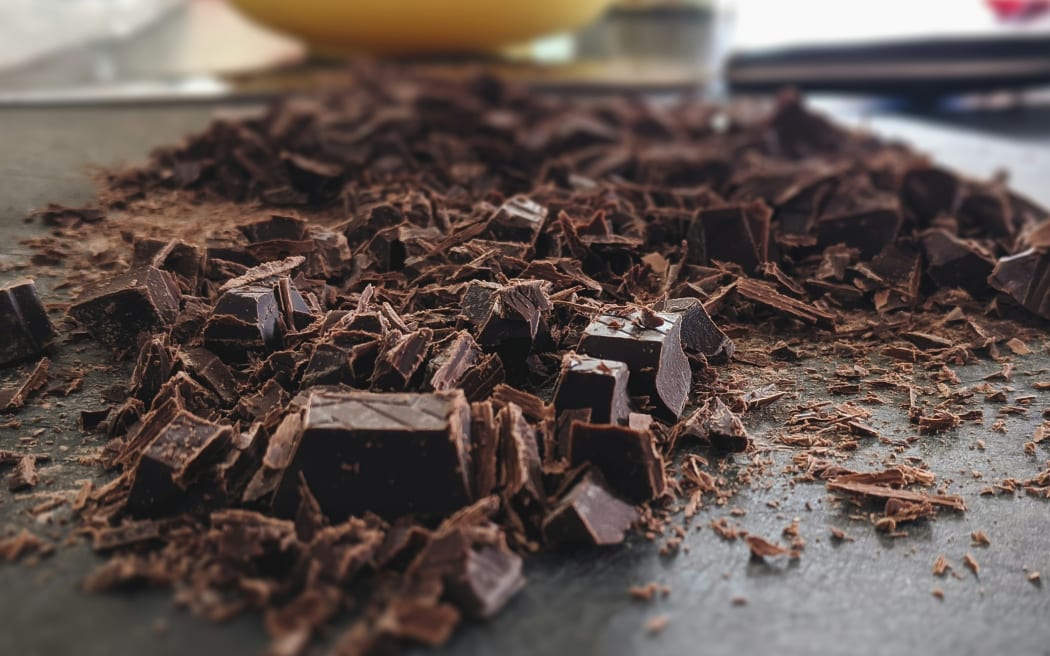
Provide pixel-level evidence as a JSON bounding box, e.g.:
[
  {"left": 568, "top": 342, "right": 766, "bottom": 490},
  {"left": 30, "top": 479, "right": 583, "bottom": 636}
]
[
  {"left": 177, "top": 347, "right": 241, "bottom": 406},
  {"left": 816, "top": 207, "right": 902, "bottom": 259},
  {"left": 443, "top": 543, "right": 525, "bottom": 620},
  {"left": 458, "top": 353, "right": 505, "bottom": 402},
  {"left": 462, "top": 280, "right": 552, "bottom": 352},
  {"left": 497, "top": 402, "right": 544, "bottom": 511},
  {"left": 470, "top": 401, "right": 500, "bottom": 499},
  {"left": 128, "top": 336, "right": 173, "bottom": 406},
  {"left": 920, "top": 228, "right": 995, "bottom": 293},
  {"left": 126, "top": 410, "right": 233, "bottom": 516},
  {"left": 901, "top": 166, "right": 960, "bottom": 223},
  {"left": 688, "top": 202, "right": 770, "bottom": 272},
  {"left": 542, "top": 468, "right": 638, "bottom": 546},
  {"left": 427, "top": 331, "right": 483, "bottom": 392},
  {"left": 577, "top": 309, "right": 691, "bottom": 419},
  {"left": 69, "top": 266, "right": 181, "bottom": 347},
  {"left": 0, "top": 279, "right": 57, "bottom": 366},
  {"left": 7, "top": 455, "right": 38, "bottom": 491},
  {"left": 276, "top": 390, "right": 473, "bottom": 520},
  {"left": 567, "top": 419, "right": 666, "bottom": 503},
  {"left": 552, "top": 353, "right": 631, "bottom": 425},
  {"left": 988, "top": 248, "right": 1050, "bottom": 319},
  {"left": 735, "top": 278, "right": 836, "bottom": 327},
  {"left": 132, "top": 238, "right": 204, "bottom": 293},
  {"left": 485, "top": 196, "right": 547, "bottom": 245},
  {"left": 653, "top": 297, "right": 735, "bottom": 363},
  {"left": 203, "top": 283, "right": 282, "bottom": 361},
  {"left": 672, "top": 397, "right": 751, "bottom": 452},
  {"left": 371, "top": 328, "right": 433, "bottom": 391}
]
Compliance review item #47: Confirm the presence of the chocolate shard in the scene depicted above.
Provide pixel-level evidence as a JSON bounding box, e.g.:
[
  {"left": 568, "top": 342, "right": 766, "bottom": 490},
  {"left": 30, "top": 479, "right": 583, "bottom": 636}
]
[
  {"left": 0, "top": 358, "right": 50, "bottom": 414},
  {"left": 577, "top": 308, "right": 691, "bottom": 419},
  {"left": 988, "top": 248, "right": 1050, "bottom": 319},
  {"left": 672, "top": 397, "right": 751, "bottom": 452},
  {"left": 816, "top": 207, "right": 902, "bottom": 259},
  {"left": 470, "top": 401, "right": 500, "bottom": 499},
  {"left": 371, "top": 328, "right": 434, "bottom": 391},
  {"left": 132, "top": 238, "right": 205, "bottom": 293},
  {"left": 486, "top": 196, "right": 548, "bottom": 245},
  {"left": 128, "top": 335, "right": 173, "bottom": 406},
  {"left": 275, "top": 390, "right": 474, "bottom": 521},
  {"left": 542, "top": 468, "right": 638, "bottom": 546},
  {"left": 177, "top": 347, "right": 241, "bottom": 407},
  {"left": 567, "top": 419, "right": 666, "bottom": 503},
  {"left": 126, "top": 410, "right": 233, "bottom": 517},
  {"left": 497, "top": 402, "right": 545, "bottom": 514},
  {"left": 736, "top": 278, "right": 836, "bottom": 327},
  {"left": 653, "top": 297, "right": 735, "bottom": 363},
  {"left": 443, "top": 543, "right": 525, "bottom": 620},
  {"left": 203, "top": 283, "right": 282, "bottom": 361},
  {"left": 688, "top": 202, "right": 771, "bottom": 272},
  {"left": 69, "top": 266, "right": 181, "bottom": 347},
  {"left": 458, "top": 353, "right": 505, "bottom": 402},
  {"left": 552, "top": 353, "right": 631, "bottom": 425},
  {"left": 0, "top": 279, "right": 58, "bottom": 366},
  {"left": 427, "top": 331, "right": 483, "bottom": 392},
  {"left": 920, "top": 229, "right": 995, "bottom": 293}
]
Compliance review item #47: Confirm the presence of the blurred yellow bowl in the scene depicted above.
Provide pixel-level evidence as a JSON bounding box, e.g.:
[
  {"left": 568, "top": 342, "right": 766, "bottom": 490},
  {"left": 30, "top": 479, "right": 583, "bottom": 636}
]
[{"left": 228, "top": 0, "right": 615, "bottom": 54}]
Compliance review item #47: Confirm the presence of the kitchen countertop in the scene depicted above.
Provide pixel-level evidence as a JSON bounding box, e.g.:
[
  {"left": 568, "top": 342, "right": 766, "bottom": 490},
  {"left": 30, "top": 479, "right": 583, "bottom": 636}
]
[{"left": 1, "top": 102, "right": 1049, "bottom": 656}]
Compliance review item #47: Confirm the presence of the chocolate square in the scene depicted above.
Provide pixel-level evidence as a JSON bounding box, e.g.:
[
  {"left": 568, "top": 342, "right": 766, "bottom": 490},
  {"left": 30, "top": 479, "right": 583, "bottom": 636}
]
[
  {"left": 70, "top": 266, "right": 181, "bottom": 347},
  {"left": 552, "top": 353, "right": 631, "bottom": 425}
]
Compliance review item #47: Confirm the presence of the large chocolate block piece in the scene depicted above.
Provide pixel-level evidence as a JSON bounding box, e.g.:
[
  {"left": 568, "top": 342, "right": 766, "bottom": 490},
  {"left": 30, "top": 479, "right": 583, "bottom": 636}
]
[
  {"left": 654, "top": 297, "right": 735, "bottom": 363},
  {"left": 567, "top": 418, "right": 666, "bottom": 503},
  {"left": 461, "top": 280, "right": 552, "bottom": 351},
  {"left": 126, "top": 410, "right": 233, "bottom": 516},
  {"left": 277, "top": 390, "right": 473, "bottom": 520},
  {"left": 0, "top": 279, "right": 57, "bottom": 365},
  {"left": 542, "top": 468, "right": 638, "bottom": 546},
  {"left": 552, "top": 353, "right": 631, "bottom": 425},
  {"left": 70, "top": 266, "right": 181, "bottom": 347},
  {"left": 577, "top": 309, "right": 690, "bottom": 418}
]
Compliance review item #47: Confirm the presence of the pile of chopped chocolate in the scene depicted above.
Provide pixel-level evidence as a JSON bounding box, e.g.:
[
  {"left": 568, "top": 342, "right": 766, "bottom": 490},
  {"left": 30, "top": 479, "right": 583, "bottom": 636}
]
[{"left": 3, "top": 67, "right": 1050, "bottom": 654}]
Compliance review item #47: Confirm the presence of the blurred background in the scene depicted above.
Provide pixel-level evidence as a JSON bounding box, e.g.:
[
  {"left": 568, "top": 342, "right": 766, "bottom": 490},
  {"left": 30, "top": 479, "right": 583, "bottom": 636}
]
[{"left": 0, "top": 0, "right": 1048, "bottom": 138}]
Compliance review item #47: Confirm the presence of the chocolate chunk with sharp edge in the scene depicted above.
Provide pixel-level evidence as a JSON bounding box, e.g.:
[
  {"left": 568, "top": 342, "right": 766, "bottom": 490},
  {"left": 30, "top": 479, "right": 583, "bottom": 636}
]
[
  {"left": 69, "top": 266, "right": 180, "bottom": 347},
  {"left": 577, "top": 309, "right": 690, "bottom": 419},
  {"left": 0, "top": 358, "right": 50, "bottom": 414},
  {"left": 542, "top": 468, "right": 638, "bottom": 546},
  {"left": 239, "top": 214, "right": 309, "bottom": 243},
  {"left": 653, "top": 297, "right": 735, "bottom": 363},
  {"left": 486, "top": 196, "right": 547, "bottom": 245},
  {"left": 371, "top": 328, "right": 433, "bottom": 391},
  {"left": 458, "top": 353, "right": 505, "bottom": 402},
  {"left": 736, "top": 278, "right": 836, "bottom": 326},
  {"left": 177, "top": 347, "right": 240, "bottom": 406},
  {"left": 461, "top": 280, "right": 552, "bottom": 350},
  {"left": 989, "top": 248, "right": 1050, "bottom": 319},
  {"left": 901, "top": 166, "right": 959, "bottom": 223},
  {"left": 126, "top": 410, "right": 233, "bottom": 516},
  {"left": 427, "top": 331, "right": 482, "bottom": 391},
  {"left": 688, "top": 202, "right": 770, "bottom": 271},
  {"left": 552, "top": 353, "right": 630, "bottom": 425},
  {"left": 470, "top": 401, "right": 500, "bottom": 498},
  {"left": 275, "top": 276, "right": 316, "bottom": 331},
  {"left": 132, "top": 238, "right": 204, "bottom": 292},
  {"left": 0, "top": 279, "right": 57, "bottom": 365},
  {"left": 920, "top": 228, "right": 995, "bottom": 293},
  {"left": 498, "top": 402, "right": 544, "bottom": 512},
  {"left": 817, "top": 207, "right": 902, "bottom": 259},
  {"left": 235, "top": 379, "right": 289, "bottom": 428},
  {"left": 567, "top": 420, "right": 666, "bottom": 503},
  {"left": 444, "top": 543, "right": 525, "bottom": 619},
  {"left": 128, "top": 336, "right": 173, "bottom": 406},
  {"left": 556, "top": 408, "right": 591, "bottom": 461},
  {"left": 203, "top": 283, "right": 281, "bottom": 361},
  {"left": 673, "top": 397, "right": 751, "bottom": 452},
  {"left": 275, "top": 390, "right": 473, "bottom": 520},
  {"left": 958, "top": 186, "right": 1012, "bottom": 237}
]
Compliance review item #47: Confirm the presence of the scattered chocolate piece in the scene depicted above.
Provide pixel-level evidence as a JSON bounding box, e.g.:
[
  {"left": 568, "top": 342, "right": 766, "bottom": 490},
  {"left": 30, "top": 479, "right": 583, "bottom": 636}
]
[
  {"left": 578, "top": 309, "right": 690, "bottom": 418},
  {"left": 672, "top": 397, "right": 751, "bottom": 452},
  {"left": 0, "top": 279, "right": 57, "bottom": 365},
  {"left": 275, "top": 390, "right": 473, "bottom": 520},
  {"left": 988, "top": 248, "right": 1050, "bottom": 319},
  {"left": 7, "top": 455, "right": 39, "bottom": 491},
  {"left": 920, "top": 229, "right": 995, "bottom": 293},
  {"left": 567, "top": 419, "right": 666, "bottom": 503},
  {"left": 963, "top": 553, "right": 980, "bottom": 577},
  {"left": 542, "top": 468, "right": 638, "bottom": 546},
  {"left": 745, "top": 534, "right": 798, "bottom": 560},
  {"left": 653, "top": 297, "right": 735, "bottom": 363},
  {"left": 69, "top": 266, "right": 181, "bottom": 347},
  {"left": 0, "top": 358, "right": 50, "bottom": 413},
  {"left": 552, "top": 353, "right": 631, "bottom": 425}
]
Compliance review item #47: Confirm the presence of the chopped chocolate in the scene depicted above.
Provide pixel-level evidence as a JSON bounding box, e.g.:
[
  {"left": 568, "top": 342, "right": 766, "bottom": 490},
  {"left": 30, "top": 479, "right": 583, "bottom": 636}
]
[
  {"left": 736, "top": 278, "right": 835, "bottom": 327},
  {"left": 203, "top": 284, "right": 282, "bottom": 361},
  {"left": 567, "top": 420, "right": 666, "bottom": 503},
  {"left": 462, "top": 280, "right": 552, "bottom": 352},
  {"left": 427, "top": 331, "right": 483, "bottom": 392},
  {"left": 275, "top": 390, "right": 473, "bottom": 520},
  {"left": 129, "top": 336, "right": 173, "bottom": 406},
  {"left": 672, "top": 397, "right": 751, "bottom": 452},
  {"left": 988, "top": 248, "right": 1050, "bottom": 319},
  {"left": 371, "top": 328, "right": 433, "bottom": 391},
  {"left": 0, "top": 279, "right": 57, "bottom": 365},
  {"left": 578, "top": 309, "right": 690, "bottom": 419},
  {"left": 920, "top": 229, "right": 995, "bottom": 293},
  {"left": 69, "top": 266, "right": 181, "bottom": 347},
  {"left": 552, "top": 353, "right": 631, "bottom": 425},
  {"left": 486, "top": 196, "right": 548, "bottom": 245},
  {"left": 689, "top": 202, "right": 770, "bottom": 272},
  {"left": 542, "top": 468, "right": 638, "bottom": 546},
  {"left": 0, "top": 358, "right": 50, "bottom": 414},
  {"left": 126, "top": 410, "right": 233, "bottom": 516},
  {"left": 177, "top": 347, "right": 240, "bottom": 406},
  {"left": 7, "top": 455, "right": 39, "bottom": 491},
  {"left": 653, "top": 297, "right": 735, "bottom": 363}
]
